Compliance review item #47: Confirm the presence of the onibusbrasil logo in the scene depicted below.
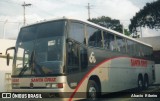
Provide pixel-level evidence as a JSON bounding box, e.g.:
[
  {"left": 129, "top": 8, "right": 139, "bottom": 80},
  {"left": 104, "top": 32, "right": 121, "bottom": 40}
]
[{"left": 1, "top": 93, "right": 42, "bottom": 99}]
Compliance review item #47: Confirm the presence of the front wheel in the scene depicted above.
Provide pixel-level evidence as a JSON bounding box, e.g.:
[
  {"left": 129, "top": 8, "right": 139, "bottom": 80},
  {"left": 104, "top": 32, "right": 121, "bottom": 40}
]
[{"left": 87, "top": 80, "right": 99, "bottom": 100}]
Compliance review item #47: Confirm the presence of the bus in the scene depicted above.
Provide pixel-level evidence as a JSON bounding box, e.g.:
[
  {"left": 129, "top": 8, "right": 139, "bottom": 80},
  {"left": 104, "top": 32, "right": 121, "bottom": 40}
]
[{"left": 6, "top": 18, "right": 155, "bottom": 101}]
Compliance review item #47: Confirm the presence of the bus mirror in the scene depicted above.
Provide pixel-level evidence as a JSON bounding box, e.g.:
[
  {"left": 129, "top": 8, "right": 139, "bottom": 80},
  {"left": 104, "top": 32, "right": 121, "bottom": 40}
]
[
  {"left": 66, "top": 39, "right": 73, "bottom": 45},
  {"left": 6, "top": 53, "right": 10, "bottom": 66},
  {"left": 66, "top": 39, "right": 69, "bottom": 43},
  {"left": 5, "top": 47, "right": 16, "bottom": 66}
]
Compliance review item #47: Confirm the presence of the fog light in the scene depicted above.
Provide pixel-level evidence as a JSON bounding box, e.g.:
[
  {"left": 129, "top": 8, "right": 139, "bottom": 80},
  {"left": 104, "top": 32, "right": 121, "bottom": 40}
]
[
  {"left": 46, "top": 83, "right": 63, "bottom": 88},
  {"left": 46, "top": 83, "right": 51, "bottom": 88},
  {"left": 51, "top": 84, "right": 57, "bottom": 88},
  {"left": 12, "top": 84, "right": 19, "bottom": 88}
]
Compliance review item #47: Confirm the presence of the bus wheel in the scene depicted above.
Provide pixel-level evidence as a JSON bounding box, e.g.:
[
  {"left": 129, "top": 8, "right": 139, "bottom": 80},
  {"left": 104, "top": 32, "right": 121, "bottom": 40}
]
[
  {"left": 143, "top": 75, "right": 149, "bottom": 89},
  {"left": 138, "top": 76, "right": 143, "bottom": 90},
  {"left": 87, "top": 80, "right": 99, "bottom": 100}
]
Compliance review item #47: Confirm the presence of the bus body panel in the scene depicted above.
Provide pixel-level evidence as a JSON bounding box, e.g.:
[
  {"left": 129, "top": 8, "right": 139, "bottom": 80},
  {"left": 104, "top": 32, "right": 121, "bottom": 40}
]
[{"left": 70, "top": 57, "right": 154, "bottom": 94}]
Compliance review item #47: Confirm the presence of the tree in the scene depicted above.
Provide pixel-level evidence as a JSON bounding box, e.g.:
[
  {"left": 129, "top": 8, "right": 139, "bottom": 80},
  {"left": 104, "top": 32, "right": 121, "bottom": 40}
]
[
  {"left": 129, "top": 0, "right": 160, "bottom": 36},
  {"left": 88, "top": 16, "right": 131, "bottom": 36},
  {"left": 124, "top": 29, "right": 131, "bottom": 36}
]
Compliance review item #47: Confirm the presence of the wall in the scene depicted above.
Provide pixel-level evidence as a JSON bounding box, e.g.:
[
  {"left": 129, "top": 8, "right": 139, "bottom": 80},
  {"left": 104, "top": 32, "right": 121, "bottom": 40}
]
[{"left": 0, "top": 39, "right": 16, "bottom": 92}]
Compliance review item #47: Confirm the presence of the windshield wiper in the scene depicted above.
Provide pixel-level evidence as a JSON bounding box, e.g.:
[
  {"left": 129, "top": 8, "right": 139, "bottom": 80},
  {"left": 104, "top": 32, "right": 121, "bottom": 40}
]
[
  {"left": 18, "top": 64, "right": 28, "bottom": 76},
  {"left": 30, "top": 50, "right": 45, "bottom": 75},
  {"left": 32, "top": 62, "right": 45, "bottom": 75},
  {"left": 19, "top": 50, "right": 45, "bottom": 76},
  {"left": 18, "top": 50, "right": 34, "bottom": 76}
]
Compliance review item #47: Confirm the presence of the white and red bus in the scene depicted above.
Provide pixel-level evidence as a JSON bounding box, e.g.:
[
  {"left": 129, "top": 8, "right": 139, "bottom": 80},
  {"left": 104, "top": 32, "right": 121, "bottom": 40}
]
[{"left": 6, "top": 18, "right": 155, "bottom": 100}]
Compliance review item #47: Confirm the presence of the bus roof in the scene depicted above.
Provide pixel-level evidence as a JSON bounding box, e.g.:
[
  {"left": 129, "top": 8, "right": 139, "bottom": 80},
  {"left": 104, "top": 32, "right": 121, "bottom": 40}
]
[{"left": 22, "top": 17, "right": 152, "bottom": 47}]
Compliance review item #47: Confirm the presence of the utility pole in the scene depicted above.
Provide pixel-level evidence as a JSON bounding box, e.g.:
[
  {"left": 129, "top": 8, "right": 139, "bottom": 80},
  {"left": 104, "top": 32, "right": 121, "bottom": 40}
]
[
  {"left": 122, "top": 24, "right": 125, "bottom": 34},
  {"left": 87, "top": 3, "right": 91, "bottom": 20},
  {"left": 22, "top": 2, "right": 31, "bottom": 25},
  {"left": 3, "top": 20, "right": 7, "bottom": 39}
]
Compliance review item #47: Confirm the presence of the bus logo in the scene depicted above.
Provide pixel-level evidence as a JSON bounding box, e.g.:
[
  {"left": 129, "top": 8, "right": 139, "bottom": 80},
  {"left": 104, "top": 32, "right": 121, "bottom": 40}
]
[{"left": 89, "top": 52, "right": 96, "bottom": 63}]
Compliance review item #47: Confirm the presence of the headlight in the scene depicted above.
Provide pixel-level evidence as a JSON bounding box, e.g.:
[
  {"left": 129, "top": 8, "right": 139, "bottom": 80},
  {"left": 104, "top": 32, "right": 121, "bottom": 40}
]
[
  {"left": 46, "top": 83, "right": 63, "bottom": 88},
  {"left": 12, "top": 84, "right": 19, "bottom": 88},
  {"left": 46, "top": 83, "right": 51, "bottom": 88}
]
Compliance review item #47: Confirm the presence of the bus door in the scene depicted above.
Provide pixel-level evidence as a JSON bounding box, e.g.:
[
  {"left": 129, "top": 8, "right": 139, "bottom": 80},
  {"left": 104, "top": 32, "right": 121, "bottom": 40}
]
[{"left": 66, "top": 39, "right": 88, "bottom": 89}]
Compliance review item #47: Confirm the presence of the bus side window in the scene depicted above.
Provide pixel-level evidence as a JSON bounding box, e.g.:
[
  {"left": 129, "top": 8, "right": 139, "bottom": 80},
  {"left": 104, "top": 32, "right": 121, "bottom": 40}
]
[
  {"left": 69, "top": 22, "right": 85, "bottom": 44},
  {"left": 115, "top": 36, "right": 126, "bottom": 53},
  {"left": 127, "top": 39, "right": 134, "bottom": 56},
  {"left": 103, "top": 31, "right": 116, "bottom": 51},
  {"left": 87, "top": 26, "right": 103, "bottom": 48}
]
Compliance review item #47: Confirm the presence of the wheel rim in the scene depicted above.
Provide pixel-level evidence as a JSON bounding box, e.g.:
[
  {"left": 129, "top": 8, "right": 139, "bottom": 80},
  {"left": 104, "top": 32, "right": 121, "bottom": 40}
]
[
  {"left": 89, "top": 86, "right": 96, "bottom": 100},
  {"left": 144, "top": 81, "right": 148, "bottom": 88}
]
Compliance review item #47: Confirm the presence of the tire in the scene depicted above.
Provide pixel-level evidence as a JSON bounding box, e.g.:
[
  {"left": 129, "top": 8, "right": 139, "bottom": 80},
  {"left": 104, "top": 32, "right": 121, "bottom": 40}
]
[
  {"left": 87, "top": 80, "right": 99, "bottom": 100},
  {"left": 137, "top": 76, "right": 143, "bottom": 91},
  {"left": 143, "top": 76, "right": 149, "bottom": 89}
]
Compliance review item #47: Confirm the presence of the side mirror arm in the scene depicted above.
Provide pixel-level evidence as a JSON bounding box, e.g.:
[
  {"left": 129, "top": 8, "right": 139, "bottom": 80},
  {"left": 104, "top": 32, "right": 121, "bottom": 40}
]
[{"left": 6, "top": 47, "right": 16, "bottom": 66}]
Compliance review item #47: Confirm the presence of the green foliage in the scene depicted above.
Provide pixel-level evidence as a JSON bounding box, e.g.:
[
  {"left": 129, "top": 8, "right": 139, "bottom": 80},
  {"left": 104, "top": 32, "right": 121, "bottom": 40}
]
[
  {"left": 124, "top": 29, "right": 131, "bottom": 36},
  {"left": 88, "top": 16, "right": 123, "bottom": 33},
  {"left": 88, "top": 16, "right": 131, "bottom": 36},
  {"left": 129, "top": 0, "right": 160, "bottom": 34}
]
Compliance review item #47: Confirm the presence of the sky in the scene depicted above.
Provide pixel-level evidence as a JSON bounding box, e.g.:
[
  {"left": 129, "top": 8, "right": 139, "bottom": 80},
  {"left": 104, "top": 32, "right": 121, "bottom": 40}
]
[{"left": 0, "top": 0, "right": 159, "bottom": 39}]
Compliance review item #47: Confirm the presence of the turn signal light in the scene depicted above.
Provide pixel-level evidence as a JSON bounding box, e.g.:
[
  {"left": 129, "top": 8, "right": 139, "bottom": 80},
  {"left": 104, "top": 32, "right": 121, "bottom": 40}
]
[{"left": 57, "top": 83, "right": 63, "bottom": 88}]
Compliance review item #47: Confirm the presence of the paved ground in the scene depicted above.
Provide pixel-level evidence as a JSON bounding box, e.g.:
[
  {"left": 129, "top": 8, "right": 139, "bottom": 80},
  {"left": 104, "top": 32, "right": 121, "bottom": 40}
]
[{"left": 98, "top": 85, "right": 160, "bottom": 101}]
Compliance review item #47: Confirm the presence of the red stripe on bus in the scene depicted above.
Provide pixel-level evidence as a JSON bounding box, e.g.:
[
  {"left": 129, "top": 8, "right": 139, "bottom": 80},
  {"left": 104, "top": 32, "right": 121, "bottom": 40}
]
[
  {"left": 68, "top": 56, "right": 150, "bottom": 101},
  {"left": 68, "top": 56, "right": 122, "bottom": 101}
]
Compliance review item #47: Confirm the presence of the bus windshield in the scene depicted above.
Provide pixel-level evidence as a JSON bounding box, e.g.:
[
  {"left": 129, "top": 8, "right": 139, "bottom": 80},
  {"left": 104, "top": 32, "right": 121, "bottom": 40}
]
[{"left": 14, "top": 20, "right": 65, "bottom": 76}]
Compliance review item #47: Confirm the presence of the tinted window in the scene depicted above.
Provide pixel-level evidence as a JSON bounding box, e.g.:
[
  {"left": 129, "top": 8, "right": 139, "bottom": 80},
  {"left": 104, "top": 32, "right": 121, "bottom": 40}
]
[
  {"left": 135, "top": 42, "right": 139, "bottom": 56},
  {"left": 138, "top": 44, "right": 143, "bottom": 56},
  {"left": 103, "top": 31, "right": 116, "bottom": 51},
  {"left": 87, "top": 26, "right": 102, "bottom": 47},
  {"left": 37, "top": 21, "right": 65, "bottom": 38},
  {"left": 142, "top": 45, "right": 147, "bottom": 57},
  {"left": 127, "top": 40, "right": 134, "bottom": 55},
  {"left": 116, "top": 36, "right": 126, "bottom": 53},
  {"left": 15, "top": 21, "right": 65, "bottom": 76},
  {"left": 132, "top": 41, "right": 136, "bottom": 56},
  {"left": 36, "top": 37, "right": 63, "bottom": 62},
  {"left": 67, "top": 40, "right": 80, "bottom": 73},
  {"left": 148, "top": 47, "right": 152, "bottom": 58},
  {"left": 69, "top": 22, "right": 85, "bottom": 44},
  {"left": 19, "top": 26, "right": 37, "bottom": 42},
  {"left": 145, "top": 46, "right": 150, "bottom": 58}
]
